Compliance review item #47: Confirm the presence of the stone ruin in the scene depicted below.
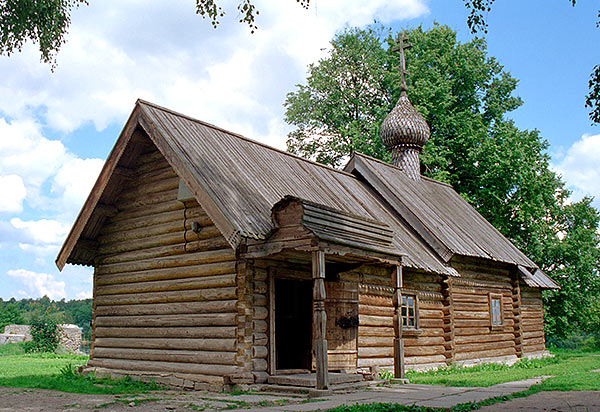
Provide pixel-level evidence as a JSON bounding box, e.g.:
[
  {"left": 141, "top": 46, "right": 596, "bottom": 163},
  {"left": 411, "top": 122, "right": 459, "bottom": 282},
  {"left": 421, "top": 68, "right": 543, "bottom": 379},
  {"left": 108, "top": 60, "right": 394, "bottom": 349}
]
[{"left": 0, "top": 324, "right": 82, "bottom": 353}]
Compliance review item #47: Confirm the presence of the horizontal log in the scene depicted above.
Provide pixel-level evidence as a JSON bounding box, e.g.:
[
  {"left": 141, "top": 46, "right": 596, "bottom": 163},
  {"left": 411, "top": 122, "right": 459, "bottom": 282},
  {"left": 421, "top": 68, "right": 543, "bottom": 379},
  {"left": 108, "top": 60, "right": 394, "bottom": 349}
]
[
  {"left": 523, "top": 337, "right": 546, "bottom": 346},
  {"left": 95, "top": 287, "right": 237, "bottom": 306},
  {"left": 456, "top": 340, "right": 514, "bottom": 354},
  {"left": 522, "top": 344, "right": 546, "bottom": 353},
  {"left": 359, "top": 294, "right": 391, "bottom": 307},
  {"left": 359, "top": 315, "right": 392, "bottom": 327},
  {"left": 98, "top": 247, "right": 234, "bottom": 276},
  {"left": 358, "top": 336, "right": 393, "bottom": 348},
  {"left": 116, "top": 176, "right": 179, "bottom": 201},
  {"left": 453, "top": 311, "right": 492, "bottom": 320},
  {"left": 116, "top": 188, "right": 178, "bottom": 212},
  {"left": 135, "top": 164, "right": 177, "bottom": 184},
  {"left": 405, "top": 336, "right": 446, "bottom": 346},
  {"left": 357, "top": 357, "right": 393, "bottom": 367},
  {"left": 404, "top": 345, "right": 445, "bottom": 357},
  {"left": 89, "top": 357, "right": 236, "bottom": 376},
  {"left": 358, "top": 326, "right": 394, "bottom": 337},
  {"left": 101, "top": 209, "right": 185, "bottom": 235},
  {"left": 455, "top": 347, "right": 515, "bottom": 361},
  {"left": 358, "top": 346, "right": 393, "bottom": 358},
  {"left": 419, "top": 300, "right": 444, "bottom": 310},
  {"left": 420, "top": 318, "right": 444, "bottom": 328},
  {"left": 452, "top": 294, "right": 490, "bottom": 304},
  {"left": 96, "top": 274, "right": 236, "bottom": 296},
  {"left": 108, "top": 199, "right": 184, "bottom": 224},
  {"left": 95, "top": 300, "right": 237, "bottom": 316},
  {"left": 404, "top": 354, "right": 447, "bottom": 365},
  {"left": 359, "top": 305, "right": 393, "bottom": 317},
  {"left": 455, "top": 333, "right": 514, "bottom": 345},
  {"left": 454, "top": 319, "right": 513, "bottom": 328},
  {"left": 95, "top": 313, "right": 236, "bottom": 328},
  {"left": 94, "top": 337, "right": 236, "bottom": 351},
  {"left": 420, "top": 309, "right": 443, "bottom": 319},
  {"left": 95, "top": 326, "right": 236, "bottom": 339},
  {"left": 253, "top": 268, "right": 268, "bottom": 282},
  {"left": 98, "top": 231, "right": 185, "bottom": 255},
  {"left": 522, "top": 330, "right": 545, "bottom": 339},
  {"left": 97, "top": 261, "right": 237, "bottom": 286},
  {"left": 452, "top": 302, "right": 489, "bottom": 311},
  {"left": 97, "top": 237, "right": 231, "bottom": 266},
  {"left": 93, "top": 347, "right": 236, "bottom": 365},
  {"left": 136, "top": 149, "right": 168, "bottom": 167}
]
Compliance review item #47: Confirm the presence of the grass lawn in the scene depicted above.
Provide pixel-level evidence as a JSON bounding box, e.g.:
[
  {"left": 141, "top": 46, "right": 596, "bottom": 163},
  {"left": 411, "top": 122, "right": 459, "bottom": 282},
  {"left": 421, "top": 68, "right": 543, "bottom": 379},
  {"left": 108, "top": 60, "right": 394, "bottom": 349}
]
[
  {"left": 406, "top": 349, "right": 600, "bottom": 391},
  {"left": 0, "top": 343, "right": 159, "bottom": 394}
]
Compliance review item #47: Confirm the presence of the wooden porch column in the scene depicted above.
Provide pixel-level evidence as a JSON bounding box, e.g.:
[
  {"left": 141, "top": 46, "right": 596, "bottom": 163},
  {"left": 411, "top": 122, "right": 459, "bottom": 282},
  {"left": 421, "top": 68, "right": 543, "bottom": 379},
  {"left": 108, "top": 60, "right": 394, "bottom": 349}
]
[
  {"left": 392, "top": 265, "right": 405, "bottom": 379},
  {"left": 312, "top": 250, "right": 328, "bottom": 390}
]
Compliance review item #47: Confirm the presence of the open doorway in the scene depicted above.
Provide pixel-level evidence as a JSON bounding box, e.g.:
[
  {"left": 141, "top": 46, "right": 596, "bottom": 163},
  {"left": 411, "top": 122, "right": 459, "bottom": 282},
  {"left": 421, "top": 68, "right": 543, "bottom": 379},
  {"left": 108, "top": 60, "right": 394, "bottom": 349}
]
[{"left": 274, "top": 278, "right": 312, "bottom": 370}]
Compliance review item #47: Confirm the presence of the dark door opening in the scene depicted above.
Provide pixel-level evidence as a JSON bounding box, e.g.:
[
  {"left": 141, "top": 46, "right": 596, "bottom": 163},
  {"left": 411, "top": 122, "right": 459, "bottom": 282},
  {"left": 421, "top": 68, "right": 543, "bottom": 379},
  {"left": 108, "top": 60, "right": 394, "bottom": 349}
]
[{"left": 275, "top": 278, "right": 312, "bottom": 370}]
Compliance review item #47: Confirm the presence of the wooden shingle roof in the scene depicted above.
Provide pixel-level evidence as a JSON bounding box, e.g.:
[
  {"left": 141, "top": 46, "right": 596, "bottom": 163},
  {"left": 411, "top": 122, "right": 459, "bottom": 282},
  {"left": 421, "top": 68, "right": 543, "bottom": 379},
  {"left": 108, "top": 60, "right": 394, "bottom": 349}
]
[{"left": 57, "top": 100, "right": 453, "bottom": 275}]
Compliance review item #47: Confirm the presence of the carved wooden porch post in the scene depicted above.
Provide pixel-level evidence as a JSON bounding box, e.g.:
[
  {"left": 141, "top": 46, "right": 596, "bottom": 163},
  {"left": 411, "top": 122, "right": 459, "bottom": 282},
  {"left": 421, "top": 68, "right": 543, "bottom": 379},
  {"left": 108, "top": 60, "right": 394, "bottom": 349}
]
[
  {"left": 393, "top": 264, "right": 405, "bottom": 378},
  {"left": 312, "top": 250, "right": 328, "bottom": 389}
]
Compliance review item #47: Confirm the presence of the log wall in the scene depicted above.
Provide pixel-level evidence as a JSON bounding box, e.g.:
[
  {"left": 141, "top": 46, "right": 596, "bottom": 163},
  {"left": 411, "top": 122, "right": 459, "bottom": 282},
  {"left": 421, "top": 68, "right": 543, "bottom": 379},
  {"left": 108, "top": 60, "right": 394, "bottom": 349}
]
[
  {"left": 251, "top": 266, "right": 269, "bottom": 382},
  {"left": 451, "top": 260, "right": 518, "bottom": 365},
  {"left": 520, "top": 283, "right": 547, "bottom": 355},
  {"left": 354, "top": 269, "right": 447, "bottom": 372},
  {"left": 87, "top": 145, "right": 238, "bottom": 390}
]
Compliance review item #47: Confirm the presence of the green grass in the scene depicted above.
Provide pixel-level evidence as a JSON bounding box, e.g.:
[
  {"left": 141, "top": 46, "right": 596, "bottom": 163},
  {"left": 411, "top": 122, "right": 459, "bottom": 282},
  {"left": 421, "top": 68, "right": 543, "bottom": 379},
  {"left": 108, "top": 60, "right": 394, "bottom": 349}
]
[
  {"left": 0, "top": 342, "right": 160, "bottom": 394},
  {"left": 406, "top": 350, "right": 600, "bottom": 390}
]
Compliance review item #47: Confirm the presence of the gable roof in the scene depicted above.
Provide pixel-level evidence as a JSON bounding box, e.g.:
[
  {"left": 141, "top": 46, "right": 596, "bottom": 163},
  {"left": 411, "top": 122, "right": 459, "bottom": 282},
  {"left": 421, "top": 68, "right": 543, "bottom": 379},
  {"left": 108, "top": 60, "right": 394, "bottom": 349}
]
[{"left": 57, "top": 100, "right": 453, "bottom": 276}]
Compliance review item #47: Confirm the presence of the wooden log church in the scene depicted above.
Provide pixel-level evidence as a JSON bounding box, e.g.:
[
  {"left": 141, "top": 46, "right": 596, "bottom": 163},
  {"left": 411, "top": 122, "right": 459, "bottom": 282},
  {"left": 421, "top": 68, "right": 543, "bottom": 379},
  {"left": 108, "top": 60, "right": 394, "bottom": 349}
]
[{"left": 56, "top": 41, "right": 558, "bottom": 390}]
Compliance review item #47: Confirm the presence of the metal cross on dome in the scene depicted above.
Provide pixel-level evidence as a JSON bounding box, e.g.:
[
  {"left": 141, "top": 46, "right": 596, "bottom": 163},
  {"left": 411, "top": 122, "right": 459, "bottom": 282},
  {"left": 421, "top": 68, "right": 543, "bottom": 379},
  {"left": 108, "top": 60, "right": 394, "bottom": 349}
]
[{"left": 391, "top": 32, "right": 412, "bottom": 93}]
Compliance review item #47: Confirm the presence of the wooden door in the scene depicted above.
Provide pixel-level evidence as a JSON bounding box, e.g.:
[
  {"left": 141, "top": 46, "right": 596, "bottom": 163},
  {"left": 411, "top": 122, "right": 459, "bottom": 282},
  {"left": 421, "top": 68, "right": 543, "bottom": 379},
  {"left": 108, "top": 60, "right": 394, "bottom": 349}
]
[{"left": 319, "top": 280, "right": 358, "bottom": 371}]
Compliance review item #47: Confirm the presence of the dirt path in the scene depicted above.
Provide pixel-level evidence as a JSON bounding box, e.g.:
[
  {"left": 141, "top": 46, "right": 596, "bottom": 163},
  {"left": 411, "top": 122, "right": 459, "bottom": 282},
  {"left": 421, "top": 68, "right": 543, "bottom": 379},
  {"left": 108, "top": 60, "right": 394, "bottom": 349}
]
[{"left": 2, "top": 386, "right": 600, "bottom": 411}]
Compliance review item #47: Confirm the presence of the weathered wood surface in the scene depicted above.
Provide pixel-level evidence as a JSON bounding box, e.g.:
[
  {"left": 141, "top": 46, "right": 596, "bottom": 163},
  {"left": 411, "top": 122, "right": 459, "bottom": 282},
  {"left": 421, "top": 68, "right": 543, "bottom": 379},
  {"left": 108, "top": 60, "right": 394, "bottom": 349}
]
[
  {"left": 90, "top": 146, "right": 238, "bottom": 382},
  {"left": 520, "top": 284, "right": 546, "bottom": 353},
  {"left": 451, "top": 263, "right": 516, "bottom": 359}
]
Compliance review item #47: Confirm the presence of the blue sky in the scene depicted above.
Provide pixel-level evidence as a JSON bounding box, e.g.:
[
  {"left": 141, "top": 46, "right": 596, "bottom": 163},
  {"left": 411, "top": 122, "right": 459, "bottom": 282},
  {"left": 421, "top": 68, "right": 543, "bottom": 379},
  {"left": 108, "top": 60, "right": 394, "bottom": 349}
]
[{"left": 0, "top": 0, "right": 598, "bottom": 301}]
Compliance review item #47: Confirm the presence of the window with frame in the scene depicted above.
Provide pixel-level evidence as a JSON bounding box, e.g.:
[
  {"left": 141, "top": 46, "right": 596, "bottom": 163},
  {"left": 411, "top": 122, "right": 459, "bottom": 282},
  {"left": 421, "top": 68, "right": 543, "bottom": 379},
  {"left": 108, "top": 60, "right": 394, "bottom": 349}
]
[
  {"left": 489, "top": 293, "right": 503, "bottom": 328},
  {"left": 401, "top": 294, "right": 418, "bottom": 329}
]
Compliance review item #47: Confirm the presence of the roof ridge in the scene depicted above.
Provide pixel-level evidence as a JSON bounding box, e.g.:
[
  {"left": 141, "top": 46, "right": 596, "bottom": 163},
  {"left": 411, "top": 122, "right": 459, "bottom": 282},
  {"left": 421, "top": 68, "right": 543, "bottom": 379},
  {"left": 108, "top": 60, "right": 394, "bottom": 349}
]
[
  {"left": 136, "top": 99, "right": 357, "bottom": 179},
  {"left": 351, "top": 152, "right": 453, "bottom": 188}
]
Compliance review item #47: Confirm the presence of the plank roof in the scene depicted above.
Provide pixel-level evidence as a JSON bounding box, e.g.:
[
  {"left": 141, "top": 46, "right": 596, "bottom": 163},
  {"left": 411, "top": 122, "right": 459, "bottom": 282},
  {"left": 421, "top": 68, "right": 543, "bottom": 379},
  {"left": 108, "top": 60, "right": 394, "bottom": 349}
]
[
  {"left": 57, "top": 100, "right": 453, "bottom": 275},
  {"left": 345, "top": 152, "right": 539, "bottom": 267}
]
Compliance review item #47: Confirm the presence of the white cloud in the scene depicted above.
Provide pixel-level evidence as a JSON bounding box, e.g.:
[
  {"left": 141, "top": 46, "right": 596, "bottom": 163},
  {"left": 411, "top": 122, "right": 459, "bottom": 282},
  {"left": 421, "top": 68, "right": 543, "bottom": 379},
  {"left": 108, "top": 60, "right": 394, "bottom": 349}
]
[
  {"left": 0, "top": 117, "right": 103, "bottom": 218},
  {"left": 76, "top": 290, "right": 92, "bottom": 299},
  {"left": 0, "top": 175, "right": 26, "bottom": 213},
  {"left": 52, "top": 157, "right": 104, "bottom": 208},
  {"left": 7, "top": 269, "right": 66, "bottom": 300},
  {"left": 553, "top": 133, "right": 600, "bottom": 207},
  {"left": 0, "top": 0, "right": 429, "bottom": 145},
  {"left": 10, "top": 218, "right": 70, "bottom": 246}
]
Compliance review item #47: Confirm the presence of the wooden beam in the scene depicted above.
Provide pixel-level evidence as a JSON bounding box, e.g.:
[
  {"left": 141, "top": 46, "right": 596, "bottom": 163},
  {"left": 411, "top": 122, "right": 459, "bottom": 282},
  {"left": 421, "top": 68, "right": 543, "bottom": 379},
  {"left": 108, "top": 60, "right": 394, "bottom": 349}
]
[
  {"left": 392, "top": 265, "right": 405, "bottom": 379},
  {"left": 312, "top": 250, "right": 328, "bottom": 390},
  {"left": 95, "top": 203, "right": 119, "bottom": 218}
]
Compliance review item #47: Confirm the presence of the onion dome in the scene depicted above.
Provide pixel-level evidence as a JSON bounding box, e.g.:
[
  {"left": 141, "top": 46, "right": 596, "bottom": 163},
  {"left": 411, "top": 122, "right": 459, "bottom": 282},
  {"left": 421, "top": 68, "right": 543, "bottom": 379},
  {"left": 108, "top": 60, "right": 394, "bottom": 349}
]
[{"left": 380, "top": 92, "right": 430, "bottom": 151}]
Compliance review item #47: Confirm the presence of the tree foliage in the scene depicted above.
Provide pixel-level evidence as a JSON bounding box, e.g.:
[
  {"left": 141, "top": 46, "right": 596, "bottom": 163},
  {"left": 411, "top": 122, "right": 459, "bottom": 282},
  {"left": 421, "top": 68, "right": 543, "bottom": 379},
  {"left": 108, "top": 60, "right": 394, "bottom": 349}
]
[
  {"left": 0, "top": 0, "right": 87, "bottom": 68},
  {"left": 461, "top": 0, "right": 600, "bottom": 124},
  {"left": 23, "top": 310, "right": 61, "bottom": 353},
  {"left": 284, "top": 24, "right": 600, "bottom": 340}
]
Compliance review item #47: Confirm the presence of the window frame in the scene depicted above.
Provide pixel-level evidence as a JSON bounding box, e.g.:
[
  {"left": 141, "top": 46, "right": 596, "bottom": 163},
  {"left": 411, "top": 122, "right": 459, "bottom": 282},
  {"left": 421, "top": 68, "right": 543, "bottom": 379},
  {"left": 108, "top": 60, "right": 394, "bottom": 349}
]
[
  {"left": 401, "top": 293, "right": 419, "bottom": 332},
  {"left": 488, "top": 292, "right": 504, "bottom": 330}
]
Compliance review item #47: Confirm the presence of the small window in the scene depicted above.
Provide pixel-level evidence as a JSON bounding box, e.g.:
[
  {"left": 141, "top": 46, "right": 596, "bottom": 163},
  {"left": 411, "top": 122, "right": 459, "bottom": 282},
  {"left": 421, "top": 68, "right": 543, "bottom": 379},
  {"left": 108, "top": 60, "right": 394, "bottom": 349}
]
[
  {"left": 489, "top": 293, "right": 503, "bottom": 328},
  {"left": 401, "top": 294, "right": 418, "bottom": 329}
]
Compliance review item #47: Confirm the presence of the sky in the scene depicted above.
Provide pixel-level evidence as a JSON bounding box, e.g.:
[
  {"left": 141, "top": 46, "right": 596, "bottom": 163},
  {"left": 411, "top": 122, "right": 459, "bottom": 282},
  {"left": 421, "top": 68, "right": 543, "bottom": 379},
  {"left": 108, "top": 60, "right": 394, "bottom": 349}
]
[{"left": 0, "top": 0, "right": 598, "bottom": 301}]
